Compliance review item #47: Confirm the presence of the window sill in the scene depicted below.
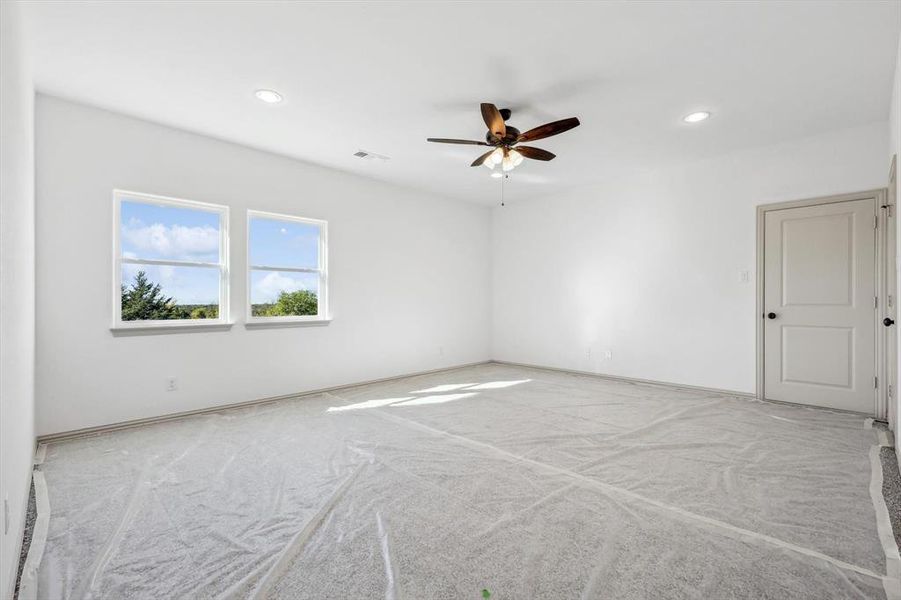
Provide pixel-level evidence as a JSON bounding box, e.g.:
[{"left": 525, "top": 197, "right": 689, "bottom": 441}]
[
  {"left": 110, "top": 322, "right": 234, "bottom": 336},
  {"left": 244, "top": 318, "right": 332, "bottom": 329}
]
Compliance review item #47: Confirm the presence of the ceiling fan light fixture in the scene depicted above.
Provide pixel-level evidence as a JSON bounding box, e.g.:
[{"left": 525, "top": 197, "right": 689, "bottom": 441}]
[
  {"left": 483, "top": 147, "right": 505, "bottom": 169},
  {"left": 509, "top": 149, "right": 524, "bottom": 167},
  {"left": 490, "top": 172, "right": 503, "bottom": 178}
]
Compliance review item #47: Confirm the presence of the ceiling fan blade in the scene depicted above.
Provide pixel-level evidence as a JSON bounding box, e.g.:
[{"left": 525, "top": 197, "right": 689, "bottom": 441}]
[
  {"left": 427, "top": 138, "right": 490, "bottom": 146},
  {"left": 470, "top": 149, "right": 496, "bottom": 167},
  {"left": 515, "top": 146, "right": 556, "bottom": 161},
  {"left": 517, "top": 117, "right": 580, "bottom": 143},
  {"left": 480, "top": 103, "right": 506, "bottom": 139}
]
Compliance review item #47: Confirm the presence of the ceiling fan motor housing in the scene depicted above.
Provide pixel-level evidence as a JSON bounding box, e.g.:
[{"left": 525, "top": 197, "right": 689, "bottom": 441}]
[{"left": 486, "top": 125, "right": 521, "bottom": 146}]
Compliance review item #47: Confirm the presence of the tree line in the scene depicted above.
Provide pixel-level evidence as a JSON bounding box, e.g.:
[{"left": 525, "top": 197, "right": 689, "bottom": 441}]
[{"left": 121, "top": 271, "right": 317, "bottom": 320}]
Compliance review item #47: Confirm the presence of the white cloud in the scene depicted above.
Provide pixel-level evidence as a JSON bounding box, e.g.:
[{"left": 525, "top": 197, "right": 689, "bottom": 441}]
[
  {"left": 122, "top": 221, "right": 219, "bottom": 261},
  {"left": 253, "top": 271, "right": 316, "bottom": 303}
]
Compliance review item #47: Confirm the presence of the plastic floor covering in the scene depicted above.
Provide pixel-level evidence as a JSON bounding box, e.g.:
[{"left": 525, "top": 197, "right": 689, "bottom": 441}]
[{"left": 18, "top": 363, "right": 901, "bottom": 599}]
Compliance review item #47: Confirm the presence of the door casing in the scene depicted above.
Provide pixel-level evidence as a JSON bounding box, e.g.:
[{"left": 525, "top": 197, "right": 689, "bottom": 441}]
[
  {"left": 756, "top": 189, "right": 891, "bottom": 417},
  {"left": 887, "top": 156, "right": 898, "bottom": 431}
]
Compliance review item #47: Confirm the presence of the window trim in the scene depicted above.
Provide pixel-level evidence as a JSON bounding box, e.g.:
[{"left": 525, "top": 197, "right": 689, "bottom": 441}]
[
  {"left": 246, "top": 209, "right": 329, "bottom": 325},
  {"left": 112, "top": 189, "right": 231, "bottom": 331}
]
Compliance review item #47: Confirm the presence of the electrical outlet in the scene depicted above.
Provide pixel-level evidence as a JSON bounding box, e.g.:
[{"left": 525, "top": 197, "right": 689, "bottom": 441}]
[
  {"left": 739, "top": 270, "right": 751, "bottom": 283},
  {"left": 166, "top": 377, "right": 178, "bottom": 392},
  {"left": 604, "top": 349, "right": 613, "bottom": 360},
  {"left": 587, "top": 348, "right": 592, "bottom": 360}
]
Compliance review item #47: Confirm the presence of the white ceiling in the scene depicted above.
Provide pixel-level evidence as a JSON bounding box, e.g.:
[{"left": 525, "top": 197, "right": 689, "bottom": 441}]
[{"left": 23, "top": 1, "right": 901, "bottom": 205}]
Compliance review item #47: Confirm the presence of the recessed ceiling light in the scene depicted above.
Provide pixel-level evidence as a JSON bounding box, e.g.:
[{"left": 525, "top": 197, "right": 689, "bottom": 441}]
[
  {"left": 490, "top": 172, "right": 503, "bottom": 178},
  {"left": 255, "top": 89, "right": 283, "bottom": 104},
  {"left": 683, "top": 111, "right": 710, "bottom": 123}
]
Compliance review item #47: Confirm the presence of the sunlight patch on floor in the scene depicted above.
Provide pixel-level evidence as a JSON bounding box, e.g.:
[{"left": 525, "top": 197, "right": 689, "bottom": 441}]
[
  {"left": 328, "top": 379, "right": 534, "bottom": 413},
  {"left": 392, "top": 392, "right": 478, "bottom": 407},
  {"left": 464, "top": 379, "right": 532, "bottom": 390},
  {"left": 410, "top": 383, "right": 478, "bottom": 394},
  {"left": 327, "top": 397, "right": 415, "bottom": 412}
]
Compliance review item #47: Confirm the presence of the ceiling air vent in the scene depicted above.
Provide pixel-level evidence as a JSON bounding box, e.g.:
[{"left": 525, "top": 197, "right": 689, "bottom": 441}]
[{"left": 353, "top": 149, "right": 390, "bottom": 162}]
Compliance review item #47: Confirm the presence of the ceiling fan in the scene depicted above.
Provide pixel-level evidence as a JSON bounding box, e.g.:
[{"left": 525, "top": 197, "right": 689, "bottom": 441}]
[{"left": 427, "top": 103, "right": 580, "bottom": 172}]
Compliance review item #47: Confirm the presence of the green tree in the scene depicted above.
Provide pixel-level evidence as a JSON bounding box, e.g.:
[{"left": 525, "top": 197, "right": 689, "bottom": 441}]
[
  {"left": 190, "top": 306, "right": 218, "bottom": 319},
  {"left": 121, "top": 270, "right": 187, "bottom": 321},
  {"left": 265, "top": 290, "right": 318, "bottom": 316}
]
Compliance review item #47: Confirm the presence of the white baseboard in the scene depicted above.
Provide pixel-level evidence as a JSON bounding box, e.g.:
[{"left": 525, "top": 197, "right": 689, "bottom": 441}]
[
  {"left": 41, "top": 358, "right": 876, "bottom": 445},
  {"left": 491, "top": 359, "right": 757, "bottom": 399},
  {"left": 37, "top": 360, "right": 492, "bottom": 443},
  {"left": 492, "top": 359, "right": 886, "bottom": 418}
]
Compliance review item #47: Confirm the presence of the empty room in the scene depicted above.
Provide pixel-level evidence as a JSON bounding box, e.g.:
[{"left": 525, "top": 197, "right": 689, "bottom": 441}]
[{"left": 3, "top": 1, "right": 901, "bottom": 598}]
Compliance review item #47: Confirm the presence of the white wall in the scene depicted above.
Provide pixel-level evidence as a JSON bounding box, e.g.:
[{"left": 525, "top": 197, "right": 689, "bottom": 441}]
[
  {"left": 0, "top": 0, "right": 36, "bottom": 597},
  {"left": 492, "top": 123, "right": 888, "bottom": 395},
  {"left": 35, "top": 96, "right": 491, "bottom": 436}
]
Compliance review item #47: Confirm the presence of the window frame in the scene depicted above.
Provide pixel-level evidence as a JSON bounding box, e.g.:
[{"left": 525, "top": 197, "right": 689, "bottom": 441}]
[
  {"left": 112, "top": 189, "right": 231, "bottom": 331},
  {"left": 246, "top": 209, "right": 329, "bottom": 325}
]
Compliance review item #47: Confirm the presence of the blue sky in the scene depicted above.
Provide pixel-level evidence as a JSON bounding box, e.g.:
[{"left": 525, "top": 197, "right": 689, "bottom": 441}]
[
  {"left": 121, "top": 199, "right": 320, "bottom": 304},
  {"left": 249, "top": 217, "right": 319, "bottom": 268}
]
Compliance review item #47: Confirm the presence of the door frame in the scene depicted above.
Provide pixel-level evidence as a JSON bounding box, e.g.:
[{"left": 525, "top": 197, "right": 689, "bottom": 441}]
[
  {"left": 755, "top": 188, "right": 889, "bottom": 416},
  {"left": 887, "top": 155, "right": 898, "bottom": 430}
]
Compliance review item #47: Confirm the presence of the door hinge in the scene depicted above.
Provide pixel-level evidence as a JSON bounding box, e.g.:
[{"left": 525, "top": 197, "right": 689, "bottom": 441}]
[
  {"left": 875, "top": 215, "right": 879, "bottom": 229},
  {"left": 889, "top": 384, "right": 894, "bottom": 399},
  {"left": 875, "top": 376, "right": 878, "bottom": 389},
  {"left": 890, "top": 294, "right": 895, "bottom": 309},
  {"left": 875, "top": 296, "right": 878, "bottom": 309}
]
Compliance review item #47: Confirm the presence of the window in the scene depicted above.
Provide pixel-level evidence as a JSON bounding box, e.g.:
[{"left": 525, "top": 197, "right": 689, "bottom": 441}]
[
  {"left": 113, "top": 190, "right": 229, "bottom": 329},
  {"left": 247, "top": 210, "right": 328, "bottom": 323}
]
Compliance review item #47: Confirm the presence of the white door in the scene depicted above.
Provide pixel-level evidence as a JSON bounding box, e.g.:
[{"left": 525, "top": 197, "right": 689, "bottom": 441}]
[{"left": 763, "top": 198, "right": 876, "bottom": 413}]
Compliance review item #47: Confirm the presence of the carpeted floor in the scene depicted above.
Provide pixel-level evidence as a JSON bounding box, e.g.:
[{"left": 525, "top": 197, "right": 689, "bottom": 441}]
[
  {"left": 13, "top": 477, "right": 35, "bottom": 599},
  {"left": 13, "top": 364, "right": 901, "bottom": 599},
  {"left": 881, "top": 447, "right": 901, "bottom": 550}
]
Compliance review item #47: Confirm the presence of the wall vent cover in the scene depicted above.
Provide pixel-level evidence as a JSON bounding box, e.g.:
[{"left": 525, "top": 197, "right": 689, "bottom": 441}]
[{"left": 354, "top": 149, "right": 390, "bottom": 161}]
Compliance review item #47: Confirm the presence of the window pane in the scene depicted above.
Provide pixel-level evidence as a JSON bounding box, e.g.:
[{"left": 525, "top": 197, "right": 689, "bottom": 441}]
[
  {"left": 249, "top": 217, "right": 319, "bottom": 269},
  {"left": 250, "top": 270, "right": 319, "bottom": 317},
  {"left": 121, "top": 264, "right": 220, "bottom": 321},
  {"left": 120, "top": 199, "right": 221, "bottom": 263}
]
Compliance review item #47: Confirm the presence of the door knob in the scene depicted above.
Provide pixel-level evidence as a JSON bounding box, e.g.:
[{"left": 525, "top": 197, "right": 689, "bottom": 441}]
[
  {"left": 884, "top": 317, "right": 895, "bottom": 327},
  {"left": 767, "top": 312, "right": 777, "bottom": 320}
]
